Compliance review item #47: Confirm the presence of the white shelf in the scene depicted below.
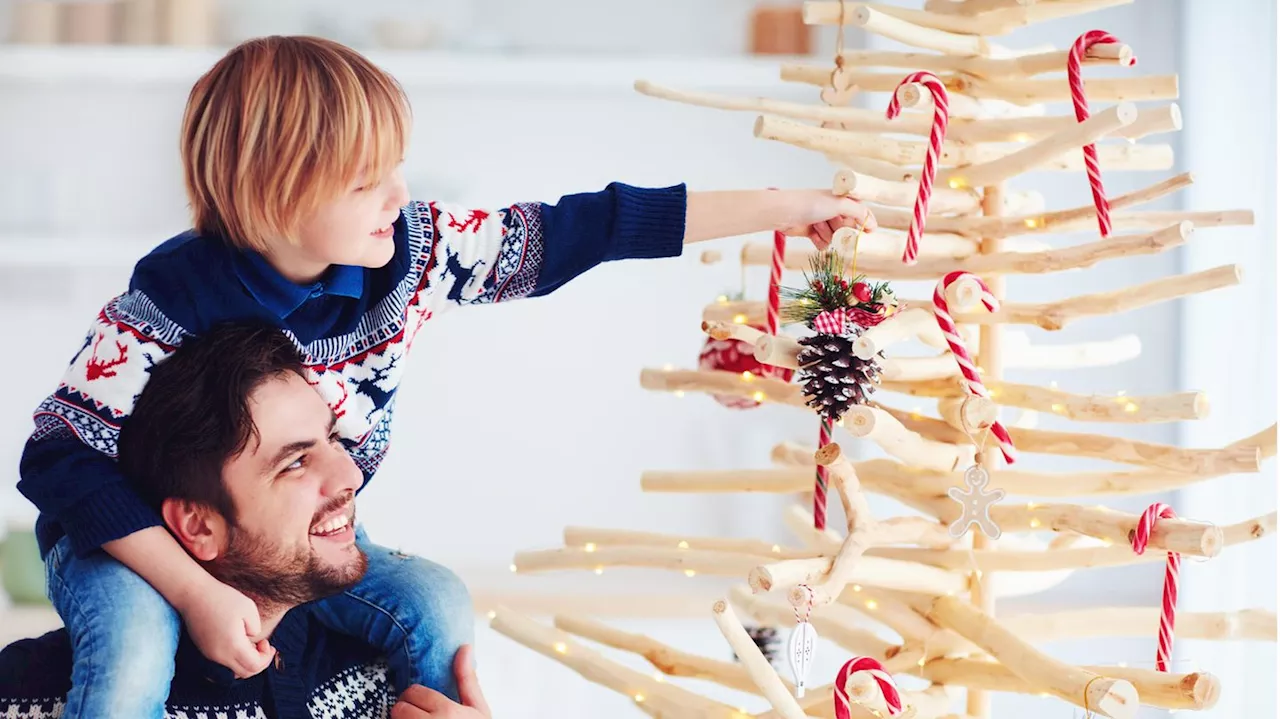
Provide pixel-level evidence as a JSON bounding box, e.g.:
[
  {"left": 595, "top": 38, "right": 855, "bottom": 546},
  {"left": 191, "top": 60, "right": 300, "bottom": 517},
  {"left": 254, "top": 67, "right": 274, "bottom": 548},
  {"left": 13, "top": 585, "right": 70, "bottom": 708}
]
[{"left": 0, "top": 45, "right": 809, "bottom": 91}]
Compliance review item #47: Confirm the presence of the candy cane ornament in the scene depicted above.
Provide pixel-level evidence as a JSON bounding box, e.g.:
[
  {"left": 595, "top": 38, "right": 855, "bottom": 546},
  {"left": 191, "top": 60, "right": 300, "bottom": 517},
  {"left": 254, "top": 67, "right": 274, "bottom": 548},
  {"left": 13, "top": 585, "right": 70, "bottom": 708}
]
[
  {"left": 933, "top": 271, "right": 1016, "bottom": 464},
  {"left": 834, "top": 657, "right": 903, "bottom": 718},
  {"left": 1131, "top": 502, "right": 1181, "bottom": 672},
  {"left": 1069, "top": 30, "right": 1137, "bottom": 239},
  {"left": 884, "top": 72, "right": 950, "bottom": 265}
]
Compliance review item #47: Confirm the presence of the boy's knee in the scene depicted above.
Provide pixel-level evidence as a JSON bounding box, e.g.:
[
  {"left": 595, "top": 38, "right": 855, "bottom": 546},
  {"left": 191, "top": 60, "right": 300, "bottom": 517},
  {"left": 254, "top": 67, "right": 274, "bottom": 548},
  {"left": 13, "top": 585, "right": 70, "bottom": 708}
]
[{"left": 382, "top": 554, "right": 473, "bottom": 640}]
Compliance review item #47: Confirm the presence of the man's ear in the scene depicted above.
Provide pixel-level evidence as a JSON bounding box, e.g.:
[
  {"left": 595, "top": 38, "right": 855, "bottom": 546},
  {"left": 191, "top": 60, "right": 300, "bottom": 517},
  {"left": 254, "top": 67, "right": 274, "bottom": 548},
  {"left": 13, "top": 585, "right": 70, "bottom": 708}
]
[{"left": 161, "top": 498, "right": 227, "bottom": 562}]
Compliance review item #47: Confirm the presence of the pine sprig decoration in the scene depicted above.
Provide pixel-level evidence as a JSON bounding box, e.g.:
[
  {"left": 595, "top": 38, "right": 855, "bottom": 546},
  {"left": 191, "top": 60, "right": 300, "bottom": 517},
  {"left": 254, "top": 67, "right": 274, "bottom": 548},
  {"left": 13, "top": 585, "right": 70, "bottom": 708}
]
[{"left": 779, "top": 250, "right": 896, "bottom": 330}]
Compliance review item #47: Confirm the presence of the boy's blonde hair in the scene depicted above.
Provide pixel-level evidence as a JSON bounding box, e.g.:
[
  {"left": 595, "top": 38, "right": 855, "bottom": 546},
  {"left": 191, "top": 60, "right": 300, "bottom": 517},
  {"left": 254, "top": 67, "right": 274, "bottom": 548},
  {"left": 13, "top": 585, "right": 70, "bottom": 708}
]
[{"left": 181, "top": 36, "right": 410, "bottom": 252}]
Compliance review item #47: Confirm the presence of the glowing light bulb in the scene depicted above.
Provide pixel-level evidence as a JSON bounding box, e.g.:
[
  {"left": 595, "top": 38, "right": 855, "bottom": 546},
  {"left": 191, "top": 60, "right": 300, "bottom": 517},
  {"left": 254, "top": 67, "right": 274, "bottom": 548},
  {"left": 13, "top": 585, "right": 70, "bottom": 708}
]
[
  {"left": 948, "top": 177, "right": 966, "bottom": 189},
  {"left": 487, "top": 610, "right": 497, "bottom": 619},
  {"left": 684, "top": 569, "right": 697, "bottom": 577},
  {"left": 732, "top": 314, "right": 747, "bottom": 324},
  {"left": 1124, "top": 402, "right": 1139, "bottom": 413},
  {"left": 1014, "top": 133, "right": 1031, "bottom": 142},
  {"left": 1030, "top": 518, "right": 1042, "bottom": 528},
  {"left": 554, "top": 642, "right": 567, "bottom": 654},
  {"left": 865, "top": 599, "right": 878, "bottom": 610},
  {"left": 717, "top": 295, "right": 729, "bottom": 304},
  {"left": 509, "top": 564, "right": 518, "bottom": 572},
  {"left": 674, "top": 391, "right": 685, "bottom": 399},
  {"left": 634, "top": 694, "right": 646, "bottom": 703},
  {"left": 752, "top": 391, "right": 766, "bottom": 402},
  {"left": 662, "top": 363, "right": 673, "bottom": 371},
  {"left": 584, "top": 543, "right": 596, "bottom": 552},
  {"left": 653, "top": 673, "right": 666, "bottom": 682},
  {"left": 1051, "top": 403, "right": 1066, "bottom": 413},
  {"left": 678, "top": 540, "right": 689, "bottom": 549},
  {"left": 853, "top": 584, "right": 863, "bottom": 592},
  {"left": 594, "top": 566, "right": 604, "bottom": 575},
  {"left": 771, "top": 544, "right": 782, "bottom": 553}
]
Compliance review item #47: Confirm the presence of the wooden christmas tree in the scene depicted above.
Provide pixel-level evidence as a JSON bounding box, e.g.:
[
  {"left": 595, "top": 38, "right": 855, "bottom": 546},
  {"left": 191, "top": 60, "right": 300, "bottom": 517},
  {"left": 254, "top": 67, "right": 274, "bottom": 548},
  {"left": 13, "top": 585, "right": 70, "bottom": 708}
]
[{"left": 489, "top": 2, "right": 1276, "bottom": 717}]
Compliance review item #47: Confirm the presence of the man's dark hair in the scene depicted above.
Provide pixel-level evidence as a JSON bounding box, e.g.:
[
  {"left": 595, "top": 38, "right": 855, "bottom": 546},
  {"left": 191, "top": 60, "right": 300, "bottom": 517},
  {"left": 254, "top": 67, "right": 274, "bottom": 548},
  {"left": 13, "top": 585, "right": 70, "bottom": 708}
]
[{"left": 118, "top": 321, "right": 306, "bottom": 519}]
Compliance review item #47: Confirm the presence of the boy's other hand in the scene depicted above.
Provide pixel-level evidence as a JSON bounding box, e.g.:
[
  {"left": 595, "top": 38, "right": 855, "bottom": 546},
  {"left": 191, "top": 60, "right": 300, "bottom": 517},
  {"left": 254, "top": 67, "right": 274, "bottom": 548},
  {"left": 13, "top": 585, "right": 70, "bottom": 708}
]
[
  {"left": 777, "top": 190, "right": 878, "bottom": 251},
  {"left": 392, "top": 645, "right": 492, "bottom": 718},
  {"left": 177, "top": 578, "right": 276, "bottom": 679}
]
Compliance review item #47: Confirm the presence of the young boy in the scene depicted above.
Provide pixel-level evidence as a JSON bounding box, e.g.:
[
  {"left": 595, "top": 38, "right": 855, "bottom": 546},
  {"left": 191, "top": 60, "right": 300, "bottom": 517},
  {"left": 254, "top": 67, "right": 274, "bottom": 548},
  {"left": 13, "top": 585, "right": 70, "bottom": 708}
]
[{"left": 16, "top": 35, "right": 877, "bottom": 718}]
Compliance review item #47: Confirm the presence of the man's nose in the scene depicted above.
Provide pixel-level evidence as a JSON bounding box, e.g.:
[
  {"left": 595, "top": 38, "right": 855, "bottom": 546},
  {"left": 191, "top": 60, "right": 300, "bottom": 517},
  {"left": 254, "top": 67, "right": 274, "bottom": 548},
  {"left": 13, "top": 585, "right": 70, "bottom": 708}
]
[{"left": 322, "top": 442, "right": 365, "bottom": 497}]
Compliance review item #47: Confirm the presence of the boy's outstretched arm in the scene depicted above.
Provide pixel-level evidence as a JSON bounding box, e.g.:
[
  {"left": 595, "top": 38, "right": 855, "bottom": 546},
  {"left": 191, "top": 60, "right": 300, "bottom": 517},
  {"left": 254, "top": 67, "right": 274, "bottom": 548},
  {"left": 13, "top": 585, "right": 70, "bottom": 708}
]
[{"left": 683, "top": 188, "right": 878, "bottom": 249}]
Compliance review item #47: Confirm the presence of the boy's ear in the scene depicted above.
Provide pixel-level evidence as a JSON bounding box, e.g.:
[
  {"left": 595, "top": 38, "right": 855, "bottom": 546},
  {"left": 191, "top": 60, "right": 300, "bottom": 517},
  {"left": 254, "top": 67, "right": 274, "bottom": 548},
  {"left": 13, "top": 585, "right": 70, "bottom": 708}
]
[{"left": 161, "top": 498, "right": 227, "bottom": 562}]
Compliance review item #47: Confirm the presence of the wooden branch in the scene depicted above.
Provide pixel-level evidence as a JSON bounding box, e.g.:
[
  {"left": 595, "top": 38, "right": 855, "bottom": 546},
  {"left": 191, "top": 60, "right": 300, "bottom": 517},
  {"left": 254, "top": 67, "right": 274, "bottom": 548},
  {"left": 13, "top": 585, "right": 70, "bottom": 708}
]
[
  {"left": 757, "top": 114, "right": 1173, "bottom": 174},
  {"left": 490, "top": 609, "right": 734, "bottom": 717},
  {"left": 850, "top": 307, "right": 943, "bottom": 359},
  {"left": 919, "top": 0, "right": 1135, "bottom": 30},
  {"left": 992, "top": 504, "right": 1224, "bottom": 557},
  {"left": 945, "top": 102, "right": 1138, "bottom": 187},
  {"left": 834, "top": 168, "right": 981, "bottom": 214},
  {"left": 927, "top": 596, "right": 1139, "bottom": 718},
  {"left": 870, "top": 511, "right": 1275, "bottom": 573},
  {"left": 829, "top": 222, "right": 1191, "bottom": 281},
  {"left": 841, "top": 405, "right": 974, "bottom": 472},
  {"left": 834, "top": 44, "right": 1134, "bottom": 79},
  {"left": 749, "top": 552, "right": 967, "bottom": 596},
  {"left": 881, "top": 372, "right": 1209, "bottom": 424},
  {"left": 562, "top": 526, "right": 818, "bottom": 561},
  {"left": 711, "top": 599, "right": 808, "bottom": 719},
  {"left": 641, "top": 367, "right": 805, "bottom": 407},
  {"left": 923, "top": 658, "right": 1219, "bottom": 711},
  {"left": 641, "top": 466, "right": 815, "bottom": 494},
  {"left": 1001, "top": 607, "right": 1277, "bottom": 643},
  {"left": 701, "top": 319, "right": 765, "bottom": 345},
  {"left": 512, "top": 545, "right": 764, "bottom": 577},
  {"left": 800, "top": 4, "right": 992, "bottom": 56},
  {"left": 552, "top": 614, "right": 793, "bottom": 696},
  {"left": 892, "top": 264, "right": 1243, "bottom": 331}
]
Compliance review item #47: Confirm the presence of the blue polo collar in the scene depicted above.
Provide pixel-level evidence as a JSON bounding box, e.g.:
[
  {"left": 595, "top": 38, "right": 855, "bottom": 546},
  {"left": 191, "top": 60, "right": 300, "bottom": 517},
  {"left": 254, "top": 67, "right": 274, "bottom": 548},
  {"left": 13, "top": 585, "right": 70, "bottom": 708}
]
[{"left": 233, "top": 250, "right": 365, "bottom": 319}]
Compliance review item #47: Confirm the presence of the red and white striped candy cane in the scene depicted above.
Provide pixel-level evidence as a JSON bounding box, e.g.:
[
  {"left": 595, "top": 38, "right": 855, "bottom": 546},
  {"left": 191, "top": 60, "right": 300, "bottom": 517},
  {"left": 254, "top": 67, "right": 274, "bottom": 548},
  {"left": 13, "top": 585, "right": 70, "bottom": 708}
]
[
  {"left": 884, "top": 72, "right": 950, "bottom": 266},
  {"left": 933, "top": 271, "right": 1015, "bottom": 464},
  {"left": 1069, "top": 30, "right": 1137, "bottom": 239},
  {"left": 1131, "top": 502, "right": 1181, "bottom": 672},
  {"left": 814, "top": 419, "right": 832, "bottom": 530},
  {"left": 834, "top": 657, "right": 903, "bottom": 718}
]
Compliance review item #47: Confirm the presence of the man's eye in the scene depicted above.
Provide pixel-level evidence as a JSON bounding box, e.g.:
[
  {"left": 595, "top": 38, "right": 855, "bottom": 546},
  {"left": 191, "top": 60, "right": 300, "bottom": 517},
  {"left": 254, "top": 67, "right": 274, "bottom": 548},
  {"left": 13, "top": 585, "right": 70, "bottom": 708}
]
[{"left": 285, "top": 456, "right": 305, "bottom": 472}]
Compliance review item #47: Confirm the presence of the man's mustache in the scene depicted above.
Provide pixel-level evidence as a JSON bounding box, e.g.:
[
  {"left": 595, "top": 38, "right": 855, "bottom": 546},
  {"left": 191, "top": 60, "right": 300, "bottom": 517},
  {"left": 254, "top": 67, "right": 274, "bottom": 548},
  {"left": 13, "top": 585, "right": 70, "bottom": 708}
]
[{"left": 311, "top": 490, "right": 355, "bottom": 526}]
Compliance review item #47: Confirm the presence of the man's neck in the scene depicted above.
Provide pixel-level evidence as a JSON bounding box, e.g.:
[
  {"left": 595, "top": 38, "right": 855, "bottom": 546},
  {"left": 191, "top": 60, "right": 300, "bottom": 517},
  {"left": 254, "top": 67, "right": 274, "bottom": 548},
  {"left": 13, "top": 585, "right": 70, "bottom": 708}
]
[{"left": 256, "top": 602, "right": 291, "bottom": 640}]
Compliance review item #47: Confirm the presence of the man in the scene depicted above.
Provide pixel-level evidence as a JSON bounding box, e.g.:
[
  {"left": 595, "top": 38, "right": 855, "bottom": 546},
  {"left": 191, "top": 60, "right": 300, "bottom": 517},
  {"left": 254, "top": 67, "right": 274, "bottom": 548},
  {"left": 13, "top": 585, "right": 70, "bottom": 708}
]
[{"left": 0, "top": 322, "right": 491, "bottom": 719}]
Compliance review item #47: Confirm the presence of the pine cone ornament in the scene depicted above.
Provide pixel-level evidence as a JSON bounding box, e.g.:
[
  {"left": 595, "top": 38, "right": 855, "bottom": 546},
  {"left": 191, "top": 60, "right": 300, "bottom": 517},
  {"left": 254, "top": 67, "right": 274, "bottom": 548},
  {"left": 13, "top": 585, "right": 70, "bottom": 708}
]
[
  {"left": 797, "top": 330, "right": 883, "bottom": 422},
  {"left": 733, "top": 625, "right": 782, "bottom": 667},
  {"left": 698, "top": 325, "right": 795, "bottom": 409}
]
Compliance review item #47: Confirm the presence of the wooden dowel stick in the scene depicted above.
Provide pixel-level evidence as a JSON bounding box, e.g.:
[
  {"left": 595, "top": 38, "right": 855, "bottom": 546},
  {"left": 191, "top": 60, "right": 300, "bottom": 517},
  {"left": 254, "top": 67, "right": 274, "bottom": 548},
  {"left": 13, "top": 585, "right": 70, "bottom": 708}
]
[
  {"left": 1000, "top": 607, "right": 1277, "bottom": 643},
  {"left": 840, "top": 405, "right": 974, "bottom": 472},
  {"left": 552, "top": 615, "right": 793, "bottom": 696},
  {"left": 834, "top": 44, "right": 1134, "bottom": 78},
  {"left": 880, "top": 373, "right": 1209, "bottom": 424},
  {"left": 800, "top": 222, "right": 1193, "bottom": 281},
  {"left": 943, "top": 102, "right": 1137, "bottom": 187},
  {"left": 928, "top": 596, "right": 1139, "bottom": 718},
  {"left": 511, "top": 545, "right": 765, "bottom": 576},
  {"left": 730, "top": 585, "right": 898, "bottom": 661},
  {"left": 562, "top": 526, "right": 817, "bottom": 560},
  {"left": 922, "top": 658, "right": 1219, "bottom": 711},
  {"left": 711, "top": 599, "right": 809, "bottom": 719},
  {"left": 803, "top": 4, "right": 992, "bottom": 56},
  {"left": 758, "top": 114, "right": 1173, "bottom": 173},
  {"left": 701, "top": 319, "right": 765, "bottom": 344},
  {"left": 641, "top": 466, "right": 816, "bottom": 494},
  {"left": 835, "top": 168, "right": 981, "bottom": 214},
  {"left": 750, "top": 553, "right": 967, "bottom": 596},
  {"left": 490, "top": 609, "right": 734, "bottom": 717}
]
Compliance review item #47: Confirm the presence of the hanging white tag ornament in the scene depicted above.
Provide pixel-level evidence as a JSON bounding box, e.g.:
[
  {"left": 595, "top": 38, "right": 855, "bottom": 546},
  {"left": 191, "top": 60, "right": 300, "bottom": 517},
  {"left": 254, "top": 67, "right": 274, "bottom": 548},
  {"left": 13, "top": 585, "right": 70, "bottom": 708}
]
[
  {"left": 788, "top": 584, "right": 818, "bottom": 698},
  {"left": 788, "top": 620, "right": 818, "bottom": 698}
]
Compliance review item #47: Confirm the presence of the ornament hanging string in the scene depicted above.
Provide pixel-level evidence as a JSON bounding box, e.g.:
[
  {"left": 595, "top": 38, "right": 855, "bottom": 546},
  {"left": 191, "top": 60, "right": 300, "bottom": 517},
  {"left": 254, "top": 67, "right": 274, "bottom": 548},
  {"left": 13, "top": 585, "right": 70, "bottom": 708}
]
[
  {"left": 834, "top": 656, "right": 904, "bottom": 718},
  {"left": 933, "top": 271, "right": 1016, "bottom": 464},
  {"left": 1068, "top": 30, "right": 1137, "bottom": 239},
  {"left": 1131, "top": 502, "right": 1181, "bottom": 672},
  {"left": 885, "top": 72, "right": 950, "bottom": 265}
]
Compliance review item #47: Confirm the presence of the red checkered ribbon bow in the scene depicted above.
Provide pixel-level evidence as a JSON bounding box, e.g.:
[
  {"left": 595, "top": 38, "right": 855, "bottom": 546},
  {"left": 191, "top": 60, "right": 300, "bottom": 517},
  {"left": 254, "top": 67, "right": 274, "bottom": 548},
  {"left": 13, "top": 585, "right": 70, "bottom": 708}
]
[{"left": 813, "top": 308, "right": 850, "bottom": 334}]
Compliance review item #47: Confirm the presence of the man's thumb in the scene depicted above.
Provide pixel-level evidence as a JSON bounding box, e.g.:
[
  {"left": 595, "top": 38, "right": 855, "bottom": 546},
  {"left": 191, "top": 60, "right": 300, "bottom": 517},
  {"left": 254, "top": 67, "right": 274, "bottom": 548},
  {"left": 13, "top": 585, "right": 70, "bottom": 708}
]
[{"left": 454, "top": 645, "right": 490, "bottom": 715}]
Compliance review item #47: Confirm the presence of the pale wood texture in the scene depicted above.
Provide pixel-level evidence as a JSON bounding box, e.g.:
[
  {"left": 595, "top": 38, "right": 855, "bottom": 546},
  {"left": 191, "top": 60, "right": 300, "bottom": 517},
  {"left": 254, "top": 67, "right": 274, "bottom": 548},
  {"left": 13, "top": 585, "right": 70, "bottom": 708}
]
[{"left": 711, "top": 599, "right": 808, "bottom": 719}]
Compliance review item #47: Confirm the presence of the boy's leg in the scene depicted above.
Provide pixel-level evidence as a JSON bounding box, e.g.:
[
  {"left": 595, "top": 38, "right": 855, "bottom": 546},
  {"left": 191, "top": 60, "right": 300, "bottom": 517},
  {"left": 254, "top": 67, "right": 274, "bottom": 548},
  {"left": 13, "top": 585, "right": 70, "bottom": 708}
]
[
  {"left": 310, "top": 526, "right": 474, "bottom": 701},
  {"left": 44, "top": 535, "right": 180, "bottom": 719}
]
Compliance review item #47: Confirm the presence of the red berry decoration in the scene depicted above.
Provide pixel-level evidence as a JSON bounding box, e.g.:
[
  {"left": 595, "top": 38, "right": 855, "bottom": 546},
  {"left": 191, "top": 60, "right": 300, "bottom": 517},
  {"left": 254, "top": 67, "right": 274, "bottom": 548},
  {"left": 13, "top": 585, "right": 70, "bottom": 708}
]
[
  {"left": 852, "top": 282, "right": 872, "bottom": 303},
  {"left": 698, "top": 326, "right": 796, "bottom": 410}
]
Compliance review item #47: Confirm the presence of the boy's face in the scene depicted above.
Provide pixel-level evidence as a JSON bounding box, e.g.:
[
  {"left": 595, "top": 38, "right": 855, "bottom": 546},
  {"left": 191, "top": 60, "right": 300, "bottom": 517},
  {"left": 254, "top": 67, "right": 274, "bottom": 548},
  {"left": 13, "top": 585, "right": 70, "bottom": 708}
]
[
  {"left": 295, "top": 164, "right": 410, "bottom": 270},
  {"left": 207, "top": 371, "right": 368, "bottom": 607}
]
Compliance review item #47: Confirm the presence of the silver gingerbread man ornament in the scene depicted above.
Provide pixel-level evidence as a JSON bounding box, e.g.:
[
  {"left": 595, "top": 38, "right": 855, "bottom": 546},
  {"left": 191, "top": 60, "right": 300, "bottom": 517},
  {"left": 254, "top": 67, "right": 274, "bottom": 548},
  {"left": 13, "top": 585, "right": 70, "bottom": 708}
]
[{"left": 947, "top": 465, "right": 1005, "bottom": 539}]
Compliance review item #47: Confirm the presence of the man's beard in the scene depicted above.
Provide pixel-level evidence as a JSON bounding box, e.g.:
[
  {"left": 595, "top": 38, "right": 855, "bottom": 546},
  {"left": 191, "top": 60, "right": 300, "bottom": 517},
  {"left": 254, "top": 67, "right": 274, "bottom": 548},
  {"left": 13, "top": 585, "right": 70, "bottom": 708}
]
[{"left": 205, "top": 516, "right": 368, "bottom": 613}]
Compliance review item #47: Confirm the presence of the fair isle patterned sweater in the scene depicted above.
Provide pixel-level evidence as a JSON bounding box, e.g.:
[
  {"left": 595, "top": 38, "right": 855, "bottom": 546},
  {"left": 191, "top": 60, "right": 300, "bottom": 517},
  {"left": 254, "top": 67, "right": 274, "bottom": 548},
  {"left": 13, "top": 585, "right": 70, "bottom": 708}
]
[
  {"left": 17, "top": 183, "right": 687, "bottom": 558},
  {"left": 0, "top": 605, "right": 406, "bottom": 718}
]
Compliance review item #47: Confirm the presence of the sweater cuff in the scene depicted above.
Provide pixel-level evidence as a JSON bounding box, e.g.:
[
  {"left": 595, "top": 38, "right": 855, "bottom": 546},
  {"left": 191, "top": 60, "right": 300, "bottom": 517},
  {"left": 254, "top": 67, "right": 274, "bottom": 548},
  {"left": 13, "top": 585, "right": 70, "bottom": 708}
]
[
  {"left": 603, "top": 182, "right": 687, "bottom": 262},
  {"left": 61, "top": 481, "right": 164, "bottom": 558}
]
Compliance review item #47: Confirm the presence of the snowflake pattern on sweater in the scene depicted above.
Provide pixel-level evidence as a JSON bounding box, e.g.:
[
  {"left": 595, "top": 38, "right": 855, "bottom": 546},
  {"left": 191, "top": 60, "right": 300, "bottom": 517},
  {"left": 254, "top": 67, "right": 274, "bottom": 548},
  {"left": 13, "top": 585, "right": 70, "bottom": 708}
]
[{"left": 0, "top": 661, "right": 394, "bottom": 718}]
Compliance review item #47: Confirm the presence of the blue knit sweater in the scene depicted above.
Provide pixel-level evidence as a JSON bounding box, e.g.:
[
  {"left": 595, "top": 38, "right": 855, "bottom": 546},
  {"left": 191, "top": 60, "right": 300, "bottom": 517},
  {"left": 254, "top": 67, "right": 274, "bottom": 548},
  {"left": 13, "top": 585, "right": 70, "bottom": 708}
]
[
  {"left": 0, "top": 604, "right": 402, "bottom": 718},
  {"left": 17, "top": 183, "right": 688, "bottom": 558}
]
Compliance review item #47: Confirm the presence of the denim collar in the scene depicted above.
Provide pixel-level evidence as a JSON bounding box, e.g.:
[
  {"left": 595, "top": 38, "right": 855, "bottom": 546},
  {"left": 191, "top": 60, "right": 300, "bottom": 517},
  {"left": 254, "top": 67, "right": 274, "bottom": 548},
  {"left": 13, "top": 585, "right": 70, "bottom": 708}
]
[{"left": 233, "top": 250, "right": 364, "bottom": 320}]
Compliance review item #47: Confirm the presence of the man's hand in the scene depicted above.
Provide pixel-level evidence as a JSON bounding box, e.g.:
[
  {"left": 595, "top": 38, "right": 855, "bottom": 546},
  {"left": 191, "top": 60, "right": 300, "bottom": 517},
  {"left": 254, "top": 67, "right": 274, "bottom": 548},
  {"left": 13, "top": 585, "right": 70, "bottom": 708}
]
[
  {"left": 175, "top": 577, "right": 275, "bottom": 679},
  {"left": 392, "top": 645, "right": 492, "bottom": 719},
  {"left": 777, "top": 190, "right": 879, "bottom": 251}
]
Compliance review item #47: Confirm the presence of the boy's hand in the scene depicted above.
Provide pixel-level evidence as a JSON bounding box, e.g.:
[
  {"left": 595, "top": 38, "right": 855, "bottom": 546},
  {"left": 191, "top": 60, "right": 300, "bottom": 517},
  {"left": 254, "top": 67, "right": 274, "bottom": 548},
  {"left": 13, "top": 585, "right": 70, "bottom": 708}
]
[
  {"left": 392, "top": 645, "right": 492, "bottom": 718},
  {"left": 777, "top": 190, "right": 878, "bottom": 251},
  {"left": 176, "top": 578, "right": 276, "bottom": 679}
]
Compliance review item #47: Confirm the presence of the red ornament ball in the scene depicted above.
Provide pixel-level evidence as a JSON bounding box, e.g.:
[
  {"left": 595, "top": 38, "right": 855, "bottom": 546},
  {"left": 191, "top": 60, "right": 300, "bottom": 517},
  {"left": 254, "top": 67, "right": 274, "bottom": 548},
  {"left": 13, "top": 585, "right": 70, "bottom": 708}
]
[
  {"left": 698, "top": 326, "right": 796, "bottom": 410},
  {"left": 852, "top": 282, "right": 872, "bottom": 303}
]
